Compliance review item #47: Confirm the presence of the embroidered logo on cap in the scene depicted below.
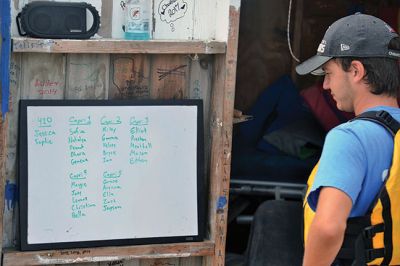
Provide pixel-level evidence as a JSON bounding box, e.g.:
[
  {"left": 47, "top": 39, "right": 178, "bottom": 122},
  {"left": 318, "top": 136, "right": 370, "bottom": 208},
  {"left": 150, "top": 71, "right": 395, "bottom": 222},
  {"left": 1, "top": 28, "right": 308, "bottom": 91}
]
[
  {"left": 317, "top": 40, "right": 326, "bottom": 53},
  {"left": 340, "top": 44, "right": 350, "bottom": 51}
]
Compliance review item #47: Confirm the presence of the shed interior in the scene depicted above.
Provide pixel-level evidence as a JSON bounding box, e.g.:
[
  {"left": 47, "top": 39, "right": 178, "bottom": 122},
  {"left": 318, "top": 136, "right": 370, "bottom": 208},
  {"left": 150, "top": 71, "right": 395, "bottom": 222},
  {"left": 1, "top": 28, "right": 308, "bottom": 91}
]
[{"left": 226, "top": 0, "right": 400, "bottom": 264}]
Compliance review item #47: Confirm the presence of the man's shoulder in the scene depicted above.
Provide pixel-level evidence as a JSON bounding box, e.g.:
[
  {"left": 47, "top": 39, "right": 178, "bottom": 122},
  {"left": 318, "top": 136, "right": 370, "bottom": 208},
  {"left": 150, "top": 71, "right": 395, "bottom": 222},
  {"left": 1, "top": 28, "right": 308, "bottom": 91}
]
[
  {"left": 331, "top": 107, "right": 400, "bottom": 135},
  {"left": 359, "top": 106, "right": 400, "bottom": 122}
]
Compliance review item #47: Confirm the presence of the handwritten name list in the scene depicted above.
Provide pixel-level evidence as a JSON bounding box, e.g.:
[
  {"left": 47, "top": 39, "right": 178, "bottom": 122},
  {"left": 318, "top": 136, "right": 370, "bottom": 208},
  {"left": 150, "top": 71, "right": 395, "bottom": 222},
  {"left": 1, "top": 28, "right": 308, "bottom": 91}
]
[
  {"left": 31, "top": 114, "right": 154, "bottom": 219},
  {"left": 101, "top": 116, "right": 123, "bottom": 213},
  {"left": 68, "top": 116, "right": 96, "bottom": 219},
  {"left": 129, "top": 117, "right": 152, "bottom": 165},
  {"left": 33, "top": 116, "right": 56, "bottom": 146}
]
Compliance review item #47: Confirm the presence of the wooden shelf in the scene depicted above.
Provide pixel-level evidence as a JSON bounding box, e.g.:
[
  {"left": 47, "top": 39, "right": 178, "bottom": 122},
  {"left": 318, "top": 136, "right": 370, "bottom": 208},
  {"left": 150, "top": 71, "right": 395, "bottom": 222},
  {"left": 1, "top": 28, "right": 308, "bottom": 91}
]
[
  {"left": 3, "top": 241, "right": 214, "bottom": 265},
  {"left": 11, "top": 37, "right": 226, "bottom": 54}
]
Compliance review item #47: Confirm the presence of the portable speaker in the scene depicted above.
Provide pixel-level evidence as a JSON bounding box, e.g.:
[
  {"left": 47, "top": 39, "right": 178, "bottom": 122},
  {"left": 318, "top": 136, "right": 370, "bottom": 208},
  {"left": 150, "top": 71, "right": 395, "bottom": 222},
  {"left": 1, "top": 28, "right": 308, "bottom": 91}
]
[{"left": 16, "top": 1, "right": 100, "bottom": 39}]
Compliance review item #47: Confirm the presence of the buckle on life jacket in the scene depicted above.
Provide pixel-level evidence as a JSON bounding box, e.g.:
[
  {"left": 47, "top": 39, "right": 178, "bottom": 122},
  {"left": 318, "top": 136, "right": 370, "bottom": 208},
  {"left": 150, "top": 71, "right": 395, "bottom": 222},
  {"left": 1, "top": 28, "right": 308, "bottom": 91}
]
[
  {"left": 376, "top": 110, "right": 394, "bottom": 125},
  {"left": 363, "top": 223, "right": 384, "bottom": 240},
  {"left": 361, "top": 224, "right": 385, "bottom": 262}
]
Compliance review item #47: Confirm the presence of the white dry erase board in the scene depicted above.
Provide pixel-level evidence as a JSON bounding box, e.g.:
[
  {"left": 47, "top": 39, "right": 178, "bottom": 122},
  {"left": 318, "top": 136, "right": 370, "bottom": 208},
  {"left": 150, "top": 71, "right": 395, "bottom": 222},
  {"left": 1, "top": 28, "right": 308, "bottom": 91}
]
[{"left": 19, "top": 99, "right": 205, "bottom": 251}]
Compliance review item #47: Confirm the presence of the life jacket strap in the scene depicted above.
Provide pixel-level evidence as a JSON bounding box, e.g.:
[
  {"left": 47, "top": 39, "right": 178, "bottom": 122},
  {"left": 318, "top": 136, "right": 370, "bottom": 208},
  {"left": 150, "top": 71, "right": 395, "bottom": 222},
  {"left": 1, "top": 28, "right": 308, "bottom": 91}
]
[
  {"left": 352, "top": 223, "right": 386, "bottom": 264},
  {"left": 363, "top": 223, "right": 385, "bottom": 239},
  {"left": 365, "top": 248, "right": 385, "bottom": 262},
  {"left": 338, "top": 210, "right": 386, "bottom": 263},
  {"left": 353, "top": 110, "right": 400, "bottom": 136}
]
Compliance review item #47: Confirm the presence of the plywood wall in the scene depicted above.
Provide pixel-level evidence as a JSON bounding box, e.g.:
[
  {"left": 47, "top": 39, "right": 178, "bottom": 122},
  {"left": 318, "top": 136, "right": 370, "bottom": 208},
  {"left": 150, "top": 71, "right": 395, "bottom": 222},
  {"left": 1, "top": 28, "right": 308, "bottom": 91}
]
[
  {"left": 4, "top": 52, "right": 213, "bottom": 266},
  {"left": 11, "top": 0, "right": 231, "bottom": 41}
]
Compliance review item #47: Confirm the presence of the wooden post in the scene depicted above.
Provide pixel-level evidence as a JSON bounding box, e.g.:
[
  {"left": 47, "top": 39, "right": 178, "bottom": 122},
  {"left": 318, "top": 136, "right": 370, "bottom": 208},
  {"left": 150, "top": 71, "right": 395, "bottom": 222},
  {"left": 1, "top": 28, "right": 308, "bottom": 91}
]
[
  {"left": 208, "top": 2, "right": 241, "bottom": 265},
  {"left": 0, "top": 115, "right": 8, "bottom": 256}
]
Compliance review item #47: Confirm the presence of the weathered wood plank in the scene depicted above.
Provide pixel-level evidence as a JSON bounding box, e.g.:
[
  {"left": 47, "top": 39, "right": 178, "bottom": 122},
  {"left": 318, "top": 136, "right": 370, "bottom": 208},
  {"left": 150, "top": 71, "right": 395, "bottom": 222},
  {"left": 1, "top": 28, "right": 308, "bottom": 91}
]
[
  {"left": 20, "top": 53, "right": 66, "bottom": 99},
  {"left": 12, "top": 38, "right": 226, "bottom": 54},
  {"left": 179, "top": 256, "right": 202, "bottom": 266},
  {"left": 99, "top": 257, "right": 202, "bottom": 266},
  {"left": 109, "top": 55, "right": 151, "bottom": 99},
  {"left": 188, "top": 55, "right": 212, "bottom": 109},
  {"left": 208, "top": 3, "right": 240, "bottom": 266},
  {"left": 2, "top": 53, "right": 21, "bottom": 249},
  {"left": 65, "top": 54, "right": 109, "bottom": 99},
  {"left": 140, "top": 258, "right": 180, "bottom": 266},
  {"left": 206, "top": 54, "right": 226, "bottom": 266},
  {"left": 150, "top": 55, "right": 190, "bottom": 99},
  {"left": 0, "top": 115, "right": 8, "bottom": 257},
  {"left": 99, "top": 259, "right": 139, "bottom": 266},
  {"left": 188, "top": 55, "right": 212, "bottom": 186},
  {"left": 3, "top": 241, "right": 214, "bottom": 266}
]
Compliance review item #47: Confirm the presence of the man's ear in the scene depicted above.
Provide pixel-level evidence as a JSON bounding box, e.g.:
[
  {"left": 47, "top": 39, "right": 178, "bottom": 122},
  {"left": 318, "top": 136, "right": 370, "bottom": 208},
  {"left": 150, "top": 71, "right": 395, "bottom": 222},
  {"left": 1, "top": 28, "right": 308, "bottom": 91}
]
[{"left": 350, "top": 60, "right": 365, "bottom": 82}]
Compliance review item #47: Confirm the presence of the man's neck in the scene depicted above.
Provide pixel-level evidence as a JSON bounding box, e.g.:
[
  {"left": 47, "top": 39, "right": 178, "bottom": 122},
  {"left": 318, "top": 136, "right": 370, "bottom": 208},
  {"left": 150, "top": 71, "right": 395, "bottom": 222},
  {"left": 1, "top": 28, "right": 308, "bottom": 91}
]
[{"left": 353, "top": 94, "right": 399, "bottom": 115}]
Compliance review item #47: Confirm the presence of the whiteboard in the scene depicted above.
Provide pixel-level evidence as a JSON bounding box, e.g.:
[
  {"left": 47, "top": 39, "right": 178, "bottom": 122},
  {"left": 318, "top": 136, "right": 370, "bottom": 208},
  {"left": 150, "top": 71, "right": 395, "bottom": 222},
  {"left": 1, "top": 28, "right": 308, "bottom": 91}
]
[{"left": 19, "top": 100, "right": 204, "bottom": 251}]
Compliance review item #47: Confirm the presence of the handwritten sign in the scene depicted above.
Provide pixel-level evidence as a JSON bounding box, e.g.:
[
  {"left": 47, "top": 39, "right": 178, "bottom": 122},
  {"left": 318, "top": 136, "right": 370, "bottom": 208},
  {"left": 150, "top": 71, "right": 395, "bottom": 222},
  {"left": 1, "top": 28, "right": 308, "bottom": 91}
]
[
  {"left": 153, "top": 0, "right": 193, "bottom": 38},
  {"left": 19, "top": 100, "right": 204, "bottom": 251},
  {"left": 159, "top": 0, "right": 188, "bottom": 24}
]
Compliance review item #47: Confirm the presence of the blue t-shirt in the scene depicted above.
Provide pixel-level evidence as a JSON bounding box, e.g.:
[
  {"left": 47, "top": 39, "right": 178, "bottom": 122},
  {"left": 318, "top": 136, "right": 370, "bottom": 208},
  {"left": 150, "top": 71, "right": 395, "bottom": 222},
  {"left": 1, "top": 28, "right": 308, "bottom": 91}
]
[{"left": 307, "top": 106, "right": 400, "bottom": 217}]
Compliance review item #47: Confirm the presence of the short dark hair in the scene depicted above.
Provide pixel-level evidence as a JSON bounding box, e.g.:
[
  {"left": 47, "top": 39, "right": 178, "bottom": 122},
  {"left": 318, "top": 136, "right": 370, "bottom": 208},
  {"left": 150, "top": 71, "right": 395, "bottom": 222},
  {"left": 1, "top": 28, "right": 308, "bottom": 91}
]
[{"left": 335, "top": 37, "right": 400, "bottom": 98}]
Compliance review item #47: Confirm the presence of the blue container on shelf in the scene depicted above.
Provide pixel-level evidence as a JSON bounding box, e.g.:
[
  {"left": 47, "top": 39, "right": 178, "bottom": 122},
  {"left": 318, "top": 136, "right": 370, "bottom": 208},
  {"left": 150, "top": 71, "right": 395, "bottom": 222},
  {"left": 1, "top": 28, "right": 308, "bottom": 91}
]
[{"left": 123, "top": 0, "right": 151, "bottom": 40}]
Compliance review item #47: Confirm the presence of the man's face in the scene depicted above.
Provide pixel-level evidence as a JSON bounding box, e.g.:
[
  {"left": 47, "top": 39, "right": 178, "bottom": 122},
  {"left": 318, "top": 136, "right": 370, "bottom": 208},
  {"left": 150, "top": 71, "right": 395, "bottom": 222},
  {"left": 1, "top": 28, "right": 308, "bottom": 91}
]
[{"left": 322, "top": 60, "right": 355, "bottom": 112}]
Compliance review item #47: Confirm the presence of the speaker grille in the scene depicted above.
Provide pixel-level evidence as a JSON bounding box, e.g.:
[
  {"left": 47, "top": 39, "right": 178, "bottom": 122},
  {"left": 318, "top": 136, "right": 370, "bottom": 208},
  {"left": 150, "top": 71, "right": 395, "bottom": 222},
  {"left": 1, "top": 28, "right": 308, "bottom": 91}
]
[
  {"left": 31, "top": 13, "right": 51, "bottom": 33},
  {"left": 65, "top": 14, "right": 83, "bottom": 32}
]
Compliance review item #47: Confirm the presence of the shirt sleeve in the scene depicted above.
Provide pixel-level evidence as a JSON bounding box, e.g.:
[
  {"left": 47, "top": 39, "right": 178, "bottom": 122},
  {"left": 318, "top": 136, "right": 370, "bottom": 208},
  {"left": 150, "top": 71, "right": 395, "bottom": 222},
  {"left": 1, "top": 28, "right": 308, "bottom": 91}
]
[{"left": 307, "top": 126, "right": 367, "bottom": 211}]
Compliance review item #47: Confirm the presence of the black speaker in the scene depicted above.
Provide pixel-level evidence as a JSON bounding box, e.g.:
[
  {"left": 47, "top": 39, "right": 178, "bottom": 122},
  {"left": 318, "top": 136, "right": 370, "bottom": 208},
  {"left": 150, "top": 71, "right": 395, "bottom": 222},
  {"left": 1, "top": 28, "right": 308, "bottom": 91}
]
[{"left": 17, "top": 1, "right": 100, "bottom": 39}]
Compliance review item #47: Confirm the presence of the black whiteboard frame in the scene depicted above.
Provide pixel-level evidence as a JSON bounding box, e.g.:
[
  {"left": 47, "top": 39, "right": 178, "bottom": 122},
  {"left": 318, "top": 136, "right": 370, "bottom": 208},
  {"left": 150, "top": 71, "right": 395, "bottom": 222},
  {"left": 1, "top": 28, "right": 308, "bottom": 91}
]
[{"left": 19, "top": 99, "right": 205, "bottom": 251}]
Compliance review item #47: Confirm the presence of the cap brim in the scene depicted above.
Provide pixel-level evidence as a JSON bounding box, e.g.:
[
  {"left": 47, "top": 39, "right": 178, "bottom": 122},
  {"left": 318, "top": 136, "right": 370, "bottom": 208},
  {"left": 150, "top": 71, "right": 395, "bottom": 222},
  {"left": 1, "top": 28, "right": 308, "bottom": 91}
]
[{"left": 295, "top": 55, "right": 332, "bottom": 75}]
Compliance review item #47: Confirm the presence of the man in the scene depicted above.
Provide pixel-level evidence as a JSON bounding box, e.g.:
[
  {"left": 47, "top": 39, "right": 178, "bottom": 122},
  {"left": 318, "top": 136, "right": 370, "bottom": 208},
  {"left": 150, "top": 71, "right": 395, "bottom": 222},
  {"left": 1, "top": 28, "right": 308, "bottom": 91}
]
[{"left": 296, "top": 13, "right": 400, "bottom": 265}]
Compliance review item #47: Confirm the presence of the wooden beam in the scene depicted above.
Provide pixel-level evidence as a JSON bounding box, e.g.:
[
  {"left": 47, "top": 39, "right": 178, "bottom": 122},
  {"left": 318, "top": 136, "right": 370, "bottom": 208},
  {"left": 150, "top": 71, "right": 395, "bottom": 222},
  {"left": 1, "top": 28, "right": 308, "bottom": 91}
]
[
  {"left": 3, "top": 241, "right": 214, "bottom": 265},
  {"left": 208, "top": 2, "right": 241, "bottom": 266},
  {"left": 11, "top": 38, "right": 226, "bottom": 54},
  {"left": 0, "top": 115, "right": 8, "bottom": 257}
]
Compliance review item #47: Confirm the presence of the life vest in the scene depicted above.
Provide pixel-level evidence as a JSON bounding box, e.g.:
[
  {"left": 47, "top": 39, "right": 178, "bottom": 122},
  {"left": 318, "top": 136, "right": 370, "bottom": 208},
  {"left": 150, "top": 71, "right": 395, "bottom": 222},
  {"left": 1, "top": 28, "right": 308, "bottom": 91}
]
[{"left": 303, "top": 110, "right": 400, "bottom": 265}]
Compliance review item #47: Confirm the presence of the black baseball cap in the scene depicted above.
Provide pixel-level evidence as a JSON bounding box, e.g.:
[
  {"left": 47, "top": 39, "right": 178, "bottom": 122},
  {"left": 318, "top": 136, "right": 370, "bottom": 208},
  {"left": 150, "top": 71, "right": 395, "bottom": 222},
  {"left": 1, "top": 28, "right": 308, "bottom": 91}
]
[{"left": 296, "top": 13, "right": 400, "bottom": 75}]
